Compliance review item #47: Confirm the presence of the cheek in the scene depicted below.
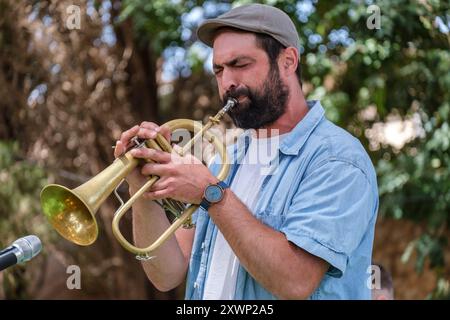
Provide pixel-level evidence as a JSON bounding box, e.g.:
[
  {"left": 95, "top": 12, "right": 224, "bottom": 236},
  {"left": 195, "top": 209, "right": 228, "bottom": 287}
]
[
  {"left": 215, "top": 78, "right": 225, "bottom": 96},
  {"left": 217, "top": 83, "right": 224, "bottom": 96},
  {"left": 247, "top": 67, "right": 269, "bottom": 89}
]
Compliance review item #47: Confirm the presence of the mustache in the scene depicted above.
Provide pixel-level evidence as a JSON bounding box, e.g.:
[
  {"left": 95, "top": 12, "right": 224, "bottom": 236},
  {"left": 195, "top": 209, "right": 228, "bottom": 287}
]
[{"left": 223, "top": 86, "right": 251, "bottom": 102}]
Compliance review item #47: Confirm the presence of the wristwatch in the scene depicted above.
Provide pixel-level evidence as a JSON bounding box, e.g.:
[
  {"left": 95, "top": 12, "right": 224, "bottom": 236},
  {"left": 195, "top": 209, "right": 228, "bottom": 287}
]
[{"left": 199, "top": 181, "right": 229, "bottom": 211}]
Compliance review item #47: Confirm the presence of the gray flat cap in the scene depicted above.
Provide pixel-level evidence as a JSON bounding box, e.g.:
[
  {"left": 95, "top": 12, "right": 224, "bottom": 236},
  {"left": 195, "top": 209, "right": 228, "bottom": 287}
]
[{"left": 197, "top": 4, "right": 300, "bottom": 53}]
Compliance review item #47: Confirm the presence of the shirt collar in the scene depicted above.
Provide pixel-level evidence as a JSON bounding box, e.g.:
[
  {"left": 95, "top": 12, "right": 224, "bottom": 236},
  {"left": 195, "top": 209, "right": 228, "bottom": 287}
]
[
  {"left": 280, "top": 100, "right": 324, "bottom": 155},
  {"left": 233, "top": 100, "right": 325, "bottom": 159}
]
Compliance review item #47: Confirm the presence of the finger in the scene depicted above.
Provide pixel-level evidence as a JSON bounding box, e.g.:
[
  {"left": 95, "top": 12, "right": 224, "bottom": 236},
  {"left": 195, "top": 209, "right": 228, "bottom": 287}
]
[
  {"left": 140, "top": 121, "right": 159, "bottom": 131},
  {"left": 158, "top": 125, "right": 171, "bottom": 142},
  {"left": 173, "top": 150, "right": 201, "bottom": 165},
  {"left": 143, "top": 189, "right": 170, "bottom": 200},
  {"left": 136, "top": 127, "right": 158, "bottom": 140},
  {"left": 140, "top": 162, "right": 171, "bottom": 176},
  {"left": 114, "top": 140, "right": 125, "bottom": 158},
  {"left": 119, "top": 125, "right": 140, "bottom": 147},
  {"left": 149, "top": 178, "right": 170, "bottom": 192},
  {"left": 131, "top": 148, "right": 172, "bottom": 163}
]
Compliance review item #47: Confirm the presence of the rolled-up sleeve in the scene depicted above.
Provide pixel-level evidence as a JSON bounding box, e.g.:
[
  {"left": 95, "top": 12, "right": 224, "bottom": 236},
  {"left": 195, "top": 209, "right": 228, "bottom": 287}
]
[{"left": 280, "top": 160, "right": 375, "bottom": 278}]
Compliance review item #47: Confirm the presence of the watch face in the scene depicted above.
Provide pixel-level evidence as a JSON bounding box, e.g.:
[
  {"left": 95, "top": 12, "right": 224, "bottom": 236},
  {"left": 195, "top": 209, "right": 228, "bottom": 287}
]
[{"left": 205, "top": 185, "right": 223, "bottom": 203}]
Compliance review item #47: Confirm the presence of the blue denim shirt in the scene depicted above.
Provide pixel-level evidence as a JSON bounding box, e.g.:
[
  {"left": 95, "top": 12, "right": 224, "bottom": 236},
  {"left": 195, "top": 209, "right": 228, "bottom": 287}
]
[{"left": 185, "top": 100, "right": 379, "bottom": 300}]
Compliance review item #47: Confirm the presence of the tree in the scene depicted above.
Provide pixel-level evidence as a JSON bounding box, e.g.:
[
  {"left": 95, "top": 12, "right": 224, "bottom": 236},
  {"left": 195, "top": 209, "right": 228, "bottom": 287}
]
[{"left": 0, "top": 0, "right": 165, "bottom": 299}]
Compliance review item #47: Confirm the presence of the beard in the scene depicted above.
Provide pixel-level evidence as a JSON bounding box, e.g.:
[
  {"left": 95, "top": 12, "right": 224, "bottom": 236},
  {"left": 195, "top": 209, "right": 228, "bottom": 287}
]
[{"left": 223, "top": 64, "right": 289, "bottom": 130}]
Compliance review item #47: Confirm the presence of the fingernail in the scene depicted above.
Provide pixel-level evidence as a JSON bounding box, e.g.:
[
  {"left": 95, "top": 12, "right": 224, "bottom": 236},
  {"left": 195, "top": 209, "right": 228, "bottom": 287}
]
[{"left": 154, "top": 127, "right": 160, "bottom": 132}]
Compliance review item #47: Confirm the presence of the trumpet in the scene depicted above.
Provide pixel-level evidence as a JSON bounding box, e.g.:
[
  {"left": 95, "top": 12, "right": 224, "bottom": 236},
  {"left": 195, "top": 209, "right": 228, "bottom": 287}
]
[{"left": 40, "top": 98, "right": 238, "bottom": 260}]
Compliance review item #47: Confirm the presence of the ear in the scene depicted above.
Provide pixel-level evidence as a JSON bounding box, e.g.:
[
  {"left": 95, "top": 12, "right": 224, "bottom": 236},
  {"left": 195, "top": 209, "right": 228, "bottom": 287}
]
[{"left": 280, "top": 47, "right": 299, "bottom": 76}]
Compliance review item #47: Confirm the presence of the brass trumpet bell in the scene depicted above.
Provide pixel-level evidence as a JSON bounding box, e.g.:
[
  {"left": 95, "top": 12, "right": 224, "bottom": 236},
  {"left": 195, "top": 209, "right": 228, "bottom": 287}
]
[
  {"left": 41, "top": 185, "right": 97, "bottom": 246},
  {"left": 41, "top": 149, "right": 139, "bottom": 246}
]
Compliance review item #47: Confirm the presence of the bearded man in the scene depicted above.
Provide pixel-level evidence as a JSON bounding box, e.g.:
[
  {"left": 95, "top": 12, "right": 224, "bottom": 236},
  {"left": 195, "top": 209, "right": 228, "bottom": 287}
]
[{"left": 114, "top": 4, "right": 379, "bottom": 300}]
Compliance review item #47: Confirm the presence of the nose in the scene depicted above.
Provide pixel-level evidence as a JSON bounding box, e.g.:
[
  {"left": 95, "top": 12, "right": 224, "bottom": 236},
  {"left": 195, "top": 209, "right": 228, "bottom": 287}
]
[{"left": 221, "top": 68, "right": 238, "bottom": 93}]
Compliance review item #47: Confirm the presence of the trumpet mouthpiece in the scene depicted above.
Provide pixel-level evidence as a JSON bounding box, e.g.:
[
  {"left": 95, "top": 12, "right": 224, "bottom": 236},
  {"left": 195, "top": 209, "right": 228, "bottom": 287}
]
[{"left": 223, "top": 98, "right": 238, "bottom": 113}]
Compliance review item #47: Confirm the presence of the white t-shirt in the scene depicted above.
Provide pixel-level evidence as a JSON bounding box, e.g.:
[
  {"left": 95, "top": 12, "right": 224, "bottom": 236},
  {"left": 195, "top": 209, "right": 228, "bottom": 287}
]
[{"left": 202, "top": 132, "right": 286, "bottom": 300}]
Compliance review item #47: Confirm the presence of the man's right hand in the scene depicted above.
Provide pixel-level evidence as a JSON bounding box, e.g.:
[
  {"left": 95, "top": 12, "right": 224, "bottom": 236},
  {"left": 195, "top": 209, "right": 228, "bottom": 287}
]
[{"left": 113, "top": 122, "right": 171, "bottom": 193}]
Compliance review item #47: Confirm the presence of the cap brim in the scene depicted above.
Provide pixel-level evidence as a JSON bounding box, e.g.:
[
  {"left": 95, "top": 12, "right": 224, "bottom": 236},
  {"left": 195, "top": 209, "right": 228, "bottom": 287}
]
[{"left": 197, "top": 19, "right": 262, "bottom": 48}]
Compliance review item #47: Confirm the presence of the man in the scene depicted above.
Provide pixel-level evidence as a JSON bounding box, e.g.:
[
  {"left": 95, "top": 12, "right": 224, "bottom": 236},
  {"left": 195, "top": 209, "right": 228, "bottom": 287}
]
[{"left": 114, "top": 4, "right": 378, "bottom": 299}]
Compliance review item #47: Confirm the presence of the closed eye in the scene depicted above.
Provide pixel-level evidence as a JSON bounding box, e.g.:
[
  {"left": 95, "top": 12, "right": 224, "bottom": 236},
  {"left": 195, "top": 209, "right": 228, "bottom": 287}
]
[{"left": 213, "top": 56, "right": 256, "bottom": 75}]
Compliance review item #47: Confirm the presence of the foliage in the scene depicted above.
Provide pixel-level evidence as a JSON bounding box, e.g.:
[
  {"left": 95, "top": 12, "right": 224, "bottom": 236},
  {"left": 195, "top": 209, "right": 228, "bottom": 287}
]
[
  {"left": 0, "top": 0, "right": 161, "bottom": 299},
  {"left": 119, "top": 0, "right": 186, "bottom": 53}
]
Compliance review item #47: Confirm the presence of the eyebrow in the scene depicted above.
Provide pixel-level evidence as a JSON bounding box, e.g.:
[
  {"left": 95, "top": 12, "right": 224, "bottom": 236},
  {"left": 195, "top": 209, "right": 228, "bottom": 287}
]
[{"left": 213, "top": 56, "right": 256, "bottom": 71}]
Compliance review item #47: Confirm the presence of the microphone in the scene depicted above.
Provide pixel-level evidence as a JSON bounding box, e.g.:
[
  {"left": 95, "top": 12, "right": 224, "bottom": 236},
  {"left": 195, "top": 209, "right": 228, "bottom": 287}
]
[{"left": 0, "top": 235, "right": 42, "bottom": 272}]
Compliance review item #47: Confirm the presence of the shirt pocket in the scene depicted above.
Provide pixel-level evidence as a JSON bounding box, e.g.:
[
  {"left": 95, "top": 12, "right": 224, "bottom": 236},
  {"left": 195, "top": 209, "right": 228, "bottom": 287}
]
[{"left": 254, "top": 208, "right": 285, "bottom": 230}]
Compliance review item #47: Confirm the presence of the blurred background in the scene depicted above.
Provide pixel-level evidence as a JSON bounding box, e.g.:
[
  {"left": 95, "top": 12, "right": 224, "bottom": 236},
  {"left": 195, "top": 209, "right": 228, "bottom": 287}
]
[{"left": 0, "top": 0, "right": 449, "bottom": 299}]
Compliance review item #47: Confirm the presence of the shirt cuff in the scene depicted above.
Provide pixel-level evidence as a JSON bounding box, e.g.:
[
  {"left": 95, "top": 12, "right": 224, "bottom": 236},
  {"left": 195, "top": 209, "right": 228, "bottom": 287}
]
[{"left": 282, "top": 231, "right": 348, "bottom": 278}]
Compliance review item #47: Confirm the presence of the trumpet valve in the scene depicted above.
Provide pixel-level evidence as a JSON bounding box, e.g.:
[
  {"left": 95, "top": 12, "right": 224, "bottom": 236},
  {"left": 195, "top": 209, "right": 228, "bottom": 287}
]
[{"left": 182, "top": 216, "right": 195, "bottom": 229}]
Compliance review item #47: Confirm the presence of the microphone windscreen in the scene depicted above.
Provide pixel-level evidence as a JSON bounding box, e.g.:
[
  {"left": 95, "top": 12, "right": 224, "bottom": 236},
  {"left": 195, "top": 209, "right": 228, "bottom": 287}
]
[{"left": 12, "top": 235, "right": 42, "bottom": 262}]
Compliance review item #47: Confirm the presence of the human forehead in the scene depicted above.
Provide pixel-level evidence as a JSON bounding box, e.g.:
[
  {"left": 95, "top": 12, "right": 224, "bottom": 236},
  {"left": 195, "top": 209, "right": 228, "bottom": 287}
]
[{"left": 212, "top": 30, "right": 267, "bottom": 64}]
